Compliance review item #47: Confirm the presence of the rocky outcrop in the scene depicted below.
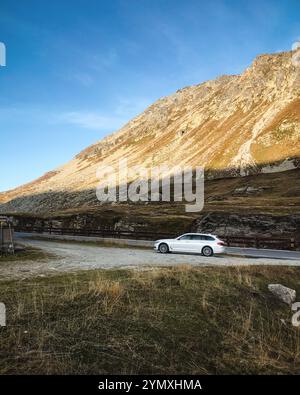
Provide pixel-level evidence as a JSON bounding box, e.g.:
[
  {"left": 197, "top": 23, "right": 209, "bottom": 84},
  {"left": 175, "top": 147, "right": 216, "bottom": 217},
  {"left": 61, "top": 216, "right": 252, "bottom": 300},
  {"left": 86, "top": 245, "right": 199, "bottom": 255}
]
[{"left": 192, "top": 213, "right": 300, "bottom": 238}]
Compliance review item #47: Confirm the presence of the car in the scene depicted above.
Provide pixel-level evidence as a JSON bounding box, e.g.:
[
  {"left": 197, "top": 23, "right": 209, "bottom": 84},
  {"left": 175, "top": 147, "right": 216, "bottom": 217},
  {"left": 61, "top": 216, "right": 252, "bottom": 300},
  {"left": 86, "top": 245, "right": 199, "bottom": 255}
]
[{"left": 154, "top": 233, "right": 226, "bottom": 257}]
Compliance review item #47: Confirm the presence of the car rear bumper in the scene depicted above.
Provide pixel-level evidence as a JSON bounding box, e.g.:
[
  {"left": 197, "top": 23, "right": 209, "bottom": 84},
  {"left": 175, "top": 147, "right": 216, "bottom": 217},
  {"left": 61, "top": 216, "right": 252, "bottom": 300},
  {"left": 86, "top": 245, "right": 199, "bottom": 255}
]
[{"left": 214, "top": 246, "right": 226, "bottom": 254}]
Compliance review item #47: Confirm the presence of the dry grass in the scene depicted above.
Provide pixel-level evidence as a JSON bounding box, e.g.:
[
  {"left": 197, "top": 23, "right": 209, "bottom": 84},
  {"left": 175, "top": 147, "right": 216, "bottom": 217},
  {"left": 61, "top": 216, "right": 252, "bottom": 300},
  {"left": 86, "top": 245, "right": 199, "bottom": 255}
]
[
  {"left": 0, "top": 247, "right": 54, "bottom": 263},
  {"left": 0, "top": 265, "right": 300, "bottom": 374}
]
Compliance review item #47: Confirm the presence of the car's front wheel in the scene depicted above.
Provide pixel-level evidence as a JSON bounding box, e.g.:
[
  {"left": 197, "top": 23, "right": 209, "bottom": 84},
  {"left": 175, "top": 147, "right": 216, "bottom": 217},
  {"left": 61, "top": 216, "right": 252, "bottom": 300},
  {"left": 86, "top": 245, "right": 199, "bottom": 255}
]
[
  {"left": 202, "top": 246, "right": 213, "bottom": 257},
  {"left": 159, "top": 243, "right": 169, "bottom": 253}
]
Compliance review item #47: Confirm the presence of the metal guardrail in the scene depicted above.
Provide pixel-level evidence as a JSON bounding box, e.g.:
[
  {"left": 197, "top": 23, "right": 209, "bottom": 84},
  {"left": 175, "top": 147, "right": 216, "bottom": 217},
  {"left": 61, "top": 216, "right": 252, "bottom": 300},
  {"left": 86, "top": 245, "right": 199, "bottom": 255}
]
[
  {"left": 14, "top": 226, "right": 300, "bottom": 251},
  {"left": 15, "top": 226, "right": 178, "bottom": 241},
  {"left": 221, "top": 235, "right": 300, "bottom": 251}
]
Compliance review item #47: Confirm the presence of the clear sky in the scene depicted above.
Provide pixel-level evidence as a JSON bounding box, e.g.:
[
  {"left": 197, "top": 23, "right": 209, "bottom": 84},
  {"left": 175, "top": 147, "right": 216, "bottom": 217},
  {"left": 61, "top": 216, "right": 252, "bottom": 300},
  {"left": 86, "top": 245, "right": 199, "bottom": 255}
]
[{"left": 0, "top": 0, "right": 299, "bottom": 191}]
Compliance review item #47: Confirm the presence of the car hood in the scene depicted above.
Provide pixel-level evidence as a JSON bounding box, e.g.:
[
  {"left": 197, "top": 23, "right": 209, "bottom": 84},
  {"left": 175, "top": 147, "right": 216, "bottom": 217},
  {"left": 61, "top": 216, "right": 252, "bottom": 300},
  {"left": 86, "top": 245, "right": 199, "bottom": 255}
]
[{"left": 154, "top": 239, "right": 176, "bottom": 244}]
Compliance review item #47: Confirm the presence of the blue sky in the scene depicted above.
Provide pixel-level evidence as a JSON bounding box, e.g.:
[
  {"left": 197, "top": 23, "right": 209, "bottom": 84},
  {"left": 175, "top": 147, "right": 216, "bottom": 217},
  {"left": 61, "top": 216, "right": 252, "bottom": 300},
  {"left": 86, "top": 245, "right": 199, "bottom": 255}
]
[{"left": 0, "top": 0, "right": 299, "bottom": 191}]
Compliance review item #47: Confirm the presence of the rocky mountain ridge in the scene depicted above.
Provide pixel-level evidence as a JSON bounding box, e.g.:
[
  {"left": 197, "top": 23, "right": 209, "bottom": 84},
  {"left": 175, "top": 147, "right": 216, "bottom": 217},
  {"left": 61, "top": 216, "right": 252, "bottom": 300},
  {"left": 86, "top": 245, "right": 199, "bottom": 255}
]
[{"left": 1, "top": 50, "right": 300, "bottom": 215}]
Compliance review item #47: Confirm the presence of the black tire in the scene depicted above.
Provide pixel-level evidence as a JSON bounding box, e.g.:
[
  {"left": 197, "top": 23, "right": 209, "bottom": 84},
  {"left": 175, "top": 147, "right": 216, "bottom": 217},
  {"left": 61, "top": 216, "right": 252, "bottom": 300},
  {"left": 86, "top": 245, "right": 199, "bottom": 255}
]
[
  {"left": 159, "top": 243, "right": 169, "bottom": 254},
  {"left": 202, "top": 246, "right": 213, "bottom": 257}
]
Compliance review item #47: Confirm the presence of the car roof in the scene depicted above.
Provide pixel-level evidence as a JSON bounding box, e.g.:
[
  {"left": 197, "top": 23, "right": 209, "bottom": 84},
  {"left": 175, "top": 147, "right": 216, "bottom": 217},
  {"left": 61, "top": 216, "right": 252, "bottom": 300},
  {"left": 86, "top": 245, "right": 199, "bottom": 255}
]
[{"left": 181, "top": 233, "right": 216, "bottom": 237}]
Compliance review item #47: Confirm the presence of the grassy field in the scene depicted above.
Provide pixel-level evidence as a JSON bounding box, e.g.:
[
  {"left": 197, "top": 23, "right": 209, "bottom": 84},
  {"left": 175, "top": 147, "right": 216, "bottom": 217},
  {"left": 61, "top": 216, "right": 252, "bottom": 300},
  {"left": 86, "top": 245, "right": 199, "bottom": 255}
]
[{"left": 0, "top": 265, "right": 300, "bottom": 375}]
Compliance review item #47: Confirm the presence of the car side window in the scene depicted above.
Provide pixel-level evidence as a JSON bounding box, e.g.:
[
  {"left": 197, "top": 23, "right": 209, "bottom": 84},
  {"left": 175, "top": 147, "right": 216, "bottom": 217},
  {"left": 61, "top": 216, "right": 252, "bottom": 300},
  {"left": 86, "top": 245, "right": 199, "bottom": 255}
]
[
  {"left": 191, "top": 235, "right": 215, "bottom": 241},
  {"left": 178, "top": 235, "right": 192, "bottom": 240},
  {"left": 191, "top": 235, "right": 203, "bottom": 240},
  {"left": 203, "top": 236, "right": 215, "bottom": 241}
]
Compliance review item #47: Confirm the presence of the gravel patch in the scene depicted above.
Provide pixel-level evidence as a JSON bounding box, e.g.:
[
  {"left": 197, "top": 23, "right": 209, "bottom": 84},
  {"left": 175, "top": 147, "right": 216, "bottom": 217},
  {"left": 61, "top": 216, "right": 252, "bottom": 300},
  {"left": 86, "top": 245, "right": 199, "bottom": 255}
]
[{"left": 0, "top": 238, "right": 299, "bottom": 281}]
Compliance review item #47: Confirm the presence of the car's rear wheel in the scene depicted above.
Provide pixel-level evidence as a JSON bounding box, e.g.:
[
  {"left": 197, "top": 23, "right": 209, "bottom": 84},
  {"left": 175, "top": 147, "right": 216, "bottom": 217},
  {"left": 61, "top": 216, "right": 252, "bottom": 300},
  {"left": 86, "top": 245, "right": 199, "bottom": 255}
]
[
  {"left": 159, "top": 243, "right": 169, "bottom": 253},
  {"left": 202, "top": 246, "right": 213, "bottom": 257}
]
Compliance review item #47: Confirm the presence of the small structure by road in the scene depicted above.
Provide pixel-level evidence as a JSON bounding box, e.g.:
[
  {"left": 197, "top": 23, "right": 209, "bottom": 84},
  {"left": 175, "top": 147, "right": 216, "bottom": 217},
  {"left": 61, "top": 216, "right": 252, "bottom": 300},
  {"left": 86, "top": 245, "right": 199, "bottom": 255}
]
[{"left": 0, "top": 216, "right": 15, "bottom": 254}]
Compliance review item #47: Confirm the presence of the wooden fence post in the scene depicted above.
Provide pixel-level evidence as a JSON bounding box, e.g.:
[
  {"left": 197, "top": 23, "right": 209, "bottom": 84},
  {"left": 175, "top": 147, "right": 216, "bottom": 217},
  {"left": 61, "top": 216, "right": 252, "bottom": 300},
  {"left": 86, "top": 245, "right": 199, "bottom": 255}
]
[{"left": 291, "top": 238, "right": 295, "bottom": 250}]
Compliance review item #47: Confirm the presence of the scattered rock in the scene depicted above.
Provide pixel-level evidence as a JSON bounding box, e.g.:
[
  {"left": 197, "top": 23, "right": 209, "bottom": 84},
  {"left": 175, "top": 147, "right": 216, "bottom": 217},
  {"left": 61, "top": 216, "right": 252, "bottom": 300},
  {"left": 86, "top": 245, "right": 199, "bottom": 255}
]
[
  {"left": 232, "top": 185, "right": 268, "bottom": 196},
  {"left": 245, "top": 186, "right": 261, "bottom": 194},
  {"left": 233, "top": 186, "right": 248, "bottom": 194},
  {"left": 268, "top": 284, "right": 296, "bottom": 305}
]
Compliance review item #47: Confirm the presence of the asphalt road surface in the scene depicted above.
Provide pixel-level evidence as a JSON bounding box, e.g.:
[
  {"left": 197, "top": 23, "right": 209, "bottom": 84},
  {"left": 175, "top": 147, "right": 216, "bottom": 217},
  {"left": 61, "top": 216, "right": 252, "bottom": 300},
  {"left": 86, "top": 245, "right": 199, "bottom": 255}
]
[{"left": 226, "top": 247, "right": 300, "bottom": 260}]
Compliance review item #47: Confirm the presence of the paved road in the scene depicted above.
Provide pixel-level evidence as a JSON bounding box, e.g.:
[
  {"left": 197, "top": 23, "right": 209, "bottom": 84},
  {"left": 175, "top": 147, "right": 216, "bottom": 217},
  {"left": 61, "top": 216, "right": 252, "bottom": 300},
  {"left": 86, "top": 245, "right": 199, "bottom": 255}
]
[
  {"left": 0, "top": 235, "right": 298, "bottom": 281},
  {"left": 226, "top": 247, "right": 300, "bottom": 261}
]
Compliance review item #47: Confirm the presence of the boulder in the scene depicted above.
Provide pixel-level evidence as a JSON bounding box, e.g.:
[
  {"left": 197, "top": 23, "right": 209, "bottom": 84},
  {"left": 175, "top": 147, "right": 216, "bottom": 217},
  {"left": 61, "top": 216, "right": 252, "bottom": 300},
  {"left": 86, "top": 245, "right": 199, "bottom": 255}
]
[{"left": 268, "top": 284, "right": 296, "bottom": 305}]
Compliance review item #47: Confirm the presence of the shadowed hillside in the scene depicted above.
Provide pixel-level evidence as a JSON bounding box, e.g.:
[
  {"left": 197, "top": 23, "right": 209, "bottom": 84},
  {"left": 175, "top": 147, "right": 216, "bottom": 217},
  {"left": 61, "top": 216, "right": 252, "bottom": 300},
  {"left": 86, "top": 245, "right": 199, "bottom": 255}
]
[{"left": 8, "top": 168, "right": 300, "bottom": 237}]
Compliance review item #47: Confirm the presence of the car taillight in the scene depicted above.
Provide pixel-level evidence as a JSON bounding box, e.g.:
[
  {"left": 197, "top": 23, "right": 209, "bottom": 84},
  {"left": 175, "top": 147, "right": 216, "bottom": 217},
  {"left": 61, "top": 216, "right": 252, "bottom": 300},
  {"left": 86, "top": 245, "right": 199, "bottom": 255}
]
[{"left": 217, "top": 242, "right": 226, "bottom": 246}]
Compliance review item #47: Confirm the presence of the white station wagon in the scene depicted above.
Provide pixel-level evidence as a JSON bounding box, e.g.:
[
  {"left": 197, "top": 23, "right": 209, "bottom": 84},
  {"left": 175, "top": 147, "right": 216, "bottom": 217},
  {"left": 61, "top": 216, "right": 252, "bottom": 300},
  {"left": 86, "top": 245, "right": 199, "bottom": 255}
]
[{"left": 154, "top": 233, "right": 226, "bottom": 257}]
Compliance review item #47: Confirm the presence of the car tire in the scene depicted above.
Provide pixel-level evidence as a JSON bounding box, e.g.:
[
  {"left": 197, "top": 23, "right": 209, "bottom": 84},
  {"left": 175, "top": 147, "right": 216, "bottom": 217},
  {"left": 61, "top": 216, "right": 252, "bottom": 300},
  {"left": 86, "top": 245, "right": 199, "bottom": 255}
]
[
  {"left": 159, "top": 243, "right": 169, "bottom": 253},
  {"left": 202, "top": 246, "right": 213, "bottom": 257}
]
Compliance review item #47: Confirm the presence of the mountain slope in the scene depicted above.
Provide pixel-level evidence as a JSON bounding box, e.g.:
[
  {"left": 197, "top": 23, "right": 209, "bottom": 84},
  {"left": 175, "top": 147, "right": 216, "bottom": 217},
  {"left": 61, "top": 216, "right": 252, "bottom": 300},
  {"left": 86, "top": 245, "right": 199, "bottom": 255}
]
[{"left": 1, "top": 50, "right": 300, "bottom": 214}]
